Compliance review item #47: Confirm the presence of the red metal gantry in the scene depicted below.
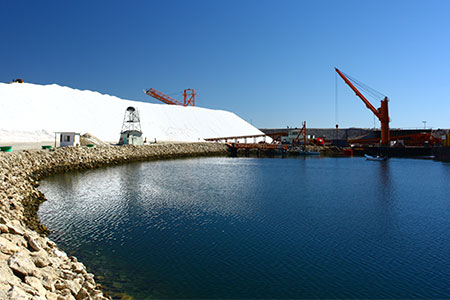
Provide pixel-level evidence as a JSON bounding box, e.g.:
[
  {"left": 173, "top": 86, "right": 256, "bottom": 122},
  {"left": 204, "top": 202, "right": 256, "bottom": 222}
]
[
  {"left": 146, "top": 88, "right": 196, "bottom": 107},
  {"left": 183, "top": 89, "right": 196, "bottom": 106}
]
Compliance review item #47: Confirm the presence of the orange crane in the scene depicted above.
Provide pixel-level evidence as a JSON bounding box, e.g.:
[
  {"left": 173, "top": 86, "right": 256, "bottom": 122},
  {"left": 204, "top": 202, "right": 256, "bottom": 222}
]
[
  {"left": 335, "top": 68, "right": 390, "bottom": 146},
  {"left": 145, "top": 88, "right": 196, "bottom": 106}
]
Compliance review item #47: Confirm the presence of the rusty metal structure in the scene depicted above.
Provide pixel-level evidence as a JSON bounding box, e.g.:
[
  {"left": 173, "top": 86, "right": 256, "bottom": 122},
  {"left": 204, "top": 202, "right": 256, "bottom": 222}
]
[
  {"left": 292, "top": 121, "right": 307, "bottom": 147},
  {"left": 205, "top": 134, "right": 271, "bottom": 143},
  {"left": 146, "top": 88, "right": 196, "bottom": 106},
  {"left": 205, "top": 134, "right": 287, "bottom": 150}
]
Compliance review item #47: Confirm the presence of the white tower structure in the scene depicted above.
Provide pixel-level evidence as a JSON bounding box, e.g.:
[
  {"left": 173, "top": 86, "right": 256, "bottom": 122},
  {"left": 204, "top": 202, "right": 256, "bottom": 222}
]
[{"left": 118, "top": 106, "right": 144, "bottom": 145}]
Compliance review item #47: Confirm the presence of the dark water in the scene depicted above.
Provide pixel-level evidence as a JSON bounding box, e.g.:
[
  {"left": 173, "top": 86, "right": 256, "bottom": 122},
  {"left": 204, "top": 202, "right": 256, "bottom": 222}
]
[{"left": 38, "top": 157, "right": 450, "bottom": 299}]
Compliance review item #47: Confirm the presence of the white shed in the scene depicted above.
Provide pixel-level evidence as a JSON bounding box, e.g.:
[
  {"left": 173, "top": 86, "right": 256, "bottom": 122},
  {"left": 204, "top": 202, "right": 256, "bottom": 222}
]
[{"left": 55, "top": 132, "right": 81, "bottom": 147}]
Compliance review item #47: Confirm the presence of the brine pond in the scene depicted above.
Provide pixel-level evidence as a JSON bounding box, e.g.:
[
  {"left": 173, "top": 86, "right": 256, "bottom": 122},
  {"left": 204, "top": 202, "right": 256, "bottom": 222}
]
[{"left": 38, "top": 156, "right": 450, "bottom": 299}]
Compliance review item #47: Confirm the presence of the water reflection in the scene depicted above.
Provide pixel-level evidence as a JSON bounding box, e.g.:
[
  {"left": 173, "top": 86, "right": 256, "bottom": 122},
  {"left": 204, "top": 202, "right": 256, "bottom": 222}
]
[
  {"left": 376, "top": 160, "right": 394, "bottom": 204},
  {"left": 129, "top": 158, "right": 263, "bottom": 221},
  {"left": 38, "top": 157, "right": 450, "bottom": 299}
]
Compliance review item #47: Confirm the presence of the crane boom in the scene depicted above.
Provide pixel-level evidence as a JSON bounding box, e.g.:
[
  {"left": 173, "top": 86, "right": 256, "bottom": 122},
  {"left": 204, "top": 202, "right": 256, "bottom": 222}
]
[
  {"left": 146, "top": 88, "right": 196, "bottom": 106},
  {"left": 145, "top": 88, "right": 184, "bottom": 106},
  {"left": 335, "top": 67, "right": 390, "bottom": 146},
  {"left": 335, "top": 68, "right": 379, "bottom": 118}
]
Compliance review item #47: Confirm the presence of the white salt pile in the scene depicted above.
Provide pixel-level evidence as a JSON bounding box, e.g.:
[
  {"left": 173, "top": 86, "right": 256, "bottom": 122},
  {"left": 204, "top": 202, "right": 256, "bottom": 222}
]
[{"left": 0, "top": 82, "right": 268, "bottom": 143}]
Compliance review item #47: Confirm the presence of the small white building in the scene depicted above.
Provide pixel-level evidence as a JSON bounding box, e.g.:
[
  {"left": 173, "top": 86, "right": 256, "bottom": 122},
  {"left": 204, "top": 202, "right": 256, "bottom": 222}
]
[
  {"left": 119, "top": 130, "right": 144, "bottom": 146},
  {"left": 55, "top": 132, "right": 81, "bottom": 147}
]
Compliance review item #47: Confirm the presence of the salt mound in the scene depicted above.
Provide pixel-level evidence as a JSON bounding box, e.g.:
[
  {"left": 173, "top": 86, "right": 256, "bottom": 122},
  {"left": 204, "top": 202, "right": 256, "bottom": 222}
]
[
  {"left": 0, "top": 82, "right": 268, "bottom": 143},
  {"left": 80, "top": 133, "right": 110, "bottom": 147}
]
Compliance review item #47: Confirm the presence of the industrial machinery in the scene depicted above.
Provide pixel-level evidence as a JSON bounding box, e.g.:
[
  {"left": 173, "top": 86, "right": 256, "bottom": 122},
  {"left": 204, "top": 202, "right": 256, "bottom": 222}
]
[
  {"left": 290, "top": 122, "right": 325, "bottom": 146},
  {"left": 145, "top": 88, "right": 196, "bottom": 106},
  {"left": 119, "top": 106, "right": 144, "bottom": 145},
  {"left": 335, "top": 68, "right": 390, "bottom": 146},
  {"left": 349, "top": 131, "right": 441, "bottom": 147},
  {"left": 336, "top": 68, "right": 441, "bottom": 147},
  {"left": 292, "top": 121, "right": 307, "bottom": 147}
]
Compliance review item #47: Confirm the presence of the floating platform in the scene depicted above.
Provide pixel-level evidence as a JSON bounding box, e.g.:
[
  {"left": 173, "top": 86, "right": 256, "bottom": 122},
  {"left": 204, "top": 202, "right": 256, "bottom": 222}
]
[{"left": 226, "top": 142, "right": 287, "bottom": 157}]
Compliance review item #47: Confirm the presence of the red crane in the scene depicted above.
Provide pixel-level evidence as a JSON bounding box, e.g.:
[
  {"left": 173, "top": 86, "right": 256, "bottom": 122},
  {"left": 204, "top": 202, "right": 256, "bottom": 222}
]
[
  {"left": 335, "top": 68, "right": 390, "bottom": 146},
  {"left": 145, "top": 88, "right": 196, "bottom": 106}
]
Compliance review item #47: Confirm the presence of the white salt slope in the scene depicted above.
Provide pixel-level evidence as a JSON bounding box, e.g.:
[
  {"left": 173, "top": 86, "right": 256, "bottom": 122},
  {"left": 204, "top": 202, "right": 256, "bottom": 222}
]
[{"left": 0, "top": 82, "right": 269, "bottom": 143}]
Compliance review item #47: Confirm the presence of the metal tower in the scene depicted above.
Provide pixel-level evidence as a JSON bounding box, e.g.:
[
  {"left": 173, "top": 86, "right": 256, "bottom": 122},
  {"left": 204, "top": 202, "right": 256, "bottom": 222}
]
[
  {"left": 121, "top": 106, "right": 142, "bottom": 134},
  {"left": 183, "top": 89, "right": 196, "bottom": 106}
]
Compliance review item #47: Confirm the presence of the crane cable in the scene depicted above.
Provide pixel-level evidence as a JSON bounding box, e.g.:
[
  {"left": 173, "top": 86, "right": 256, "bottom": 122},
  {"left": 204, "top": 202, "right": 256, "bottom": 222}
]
[
  {"left": 166, "top": 90, "right": 200, "bottom": 99},
  {"left": 335, "top": 70, "right": 382, "bottom": 131},
  {"left": 343, "top": 71, "right": 384, "bottom": 130},
  {"left": 165, "top": 91, "right": 183, "bottom": 97},
  {"left": 335, "top": 72, "right": 340, "bottom": 140},
  {"left": 341, "top": 71, "right": 385, "bottom": 101},
  {"left": 335, "top": 72, "right": 338, "bottom": 126}
]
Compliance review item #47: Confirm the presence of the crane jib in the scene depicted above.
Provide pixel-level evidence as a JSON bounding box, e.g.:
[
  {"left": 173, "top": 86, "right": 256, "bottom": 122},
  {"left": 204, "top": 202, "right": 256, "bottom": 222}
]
[{"left": 335, "top": 67, "right": 390, "bottom": 146}]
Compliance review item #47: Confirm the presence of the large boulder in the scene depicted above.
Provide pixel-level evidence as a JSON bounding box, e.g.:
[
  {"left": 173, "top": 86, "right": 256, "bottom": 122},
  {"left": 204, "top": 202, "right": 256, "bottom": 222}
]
[{"left": 8, "top": 250, "right": 36, "bottom": 277}]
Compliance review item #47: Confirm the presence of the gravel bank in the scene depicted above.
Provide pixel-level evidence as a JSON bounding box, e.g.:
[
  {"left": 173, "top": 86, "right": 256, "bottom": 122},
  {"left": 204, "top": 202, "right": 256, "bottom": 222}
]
[{"left": 0, "top": 143, "right": 228, "bottom": 299}]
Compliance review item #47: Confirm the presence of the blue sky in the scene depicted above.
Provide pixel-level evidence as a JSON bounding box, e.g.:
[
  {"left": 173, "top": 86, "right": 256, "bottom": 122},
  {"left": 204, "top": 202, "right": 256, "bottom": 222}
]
[{"left": 2, "top": 0, "right": 450, "bottom": 129}]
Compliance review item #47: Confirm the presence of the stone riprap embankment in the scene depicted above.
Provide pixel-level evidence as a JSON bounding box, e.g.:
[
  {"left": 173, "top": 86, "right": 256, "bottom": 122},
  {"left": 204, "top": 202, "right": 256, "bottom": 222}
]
[{"left": 0, "top": 143, "right": 228, "bottom": 299}]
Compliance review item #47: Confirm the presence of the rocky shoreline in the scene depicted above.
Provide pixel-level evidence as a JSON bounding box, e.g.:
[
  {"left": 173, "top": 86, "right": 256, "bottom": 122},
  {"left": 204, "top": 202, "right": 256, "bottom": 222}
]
[{"left": 0, "top": 143, "right": 228, "bottom": 299}]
